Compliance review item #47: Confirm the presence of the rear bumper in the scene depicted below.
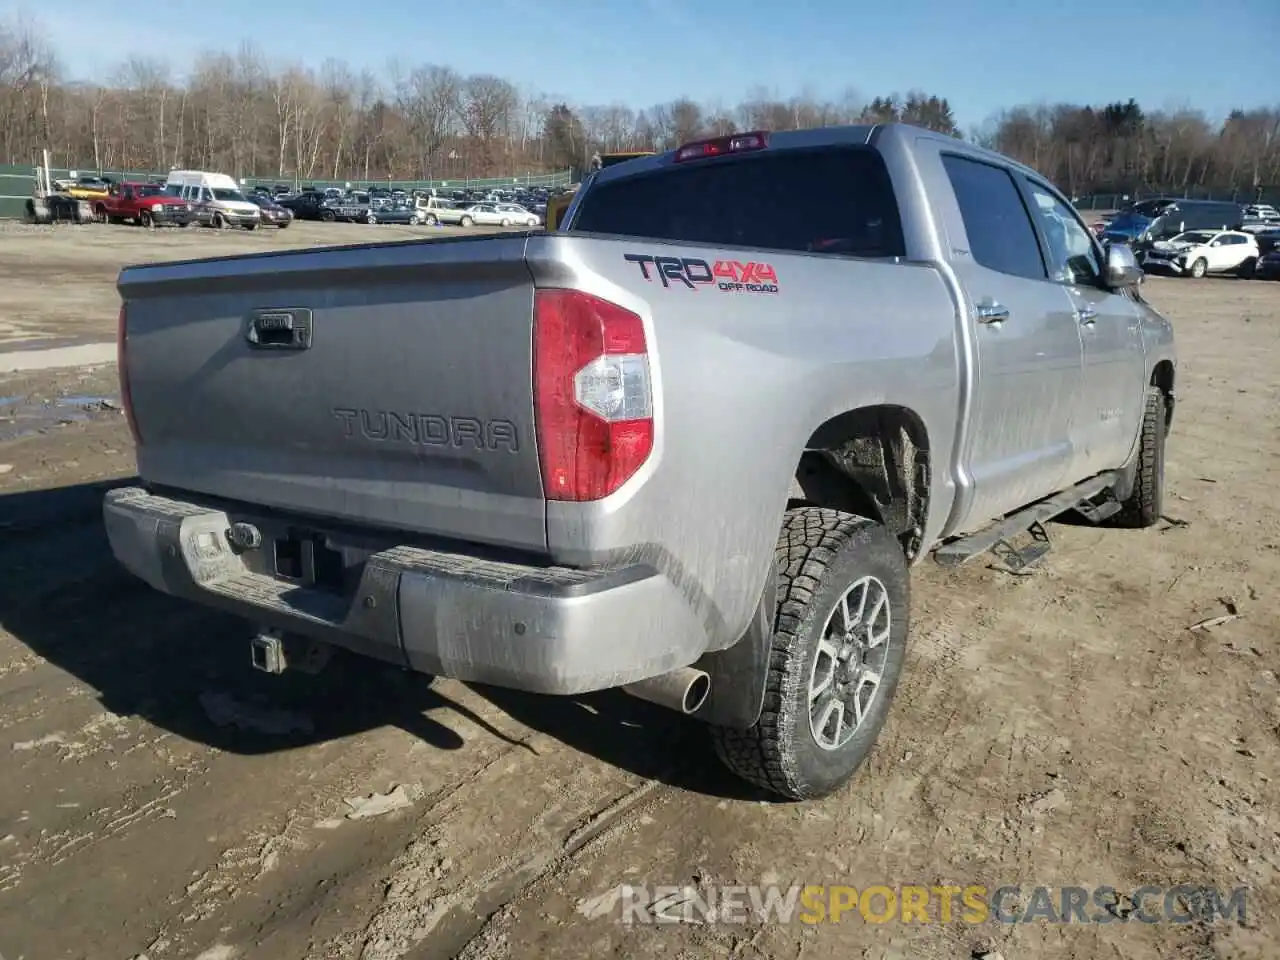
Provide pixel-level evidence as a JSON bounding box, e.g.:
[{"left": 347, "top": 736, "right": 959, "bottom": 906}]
[{"left": 103, "top": 487, "right": 708, "bottom": 694}]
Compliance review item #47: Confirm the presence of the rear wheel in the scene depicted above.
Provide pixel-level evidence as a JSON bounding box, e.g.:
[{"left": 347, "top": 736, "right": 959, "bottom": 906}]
[
  {"left": 501, "top": 218, "right": 511, "bottom": 227},
  {"left": 460, "top": 215, "right": 473, "bottom": 227},
  {"left": 1189, "top": 257, "right": 1208, "bottom": 279},
  {"left": 711, "top": 509, "right": 909, "bottom": 800},
  {"left": 425, "top": 214, "right": 438, "bottom": 225}
]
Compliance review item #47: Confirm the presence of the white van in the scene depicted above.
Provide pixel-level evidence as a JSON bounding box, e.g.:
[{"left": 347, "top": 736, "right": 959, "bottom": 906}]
[{"left": 165, "top": 170, "right": 261, "bottom": 230}]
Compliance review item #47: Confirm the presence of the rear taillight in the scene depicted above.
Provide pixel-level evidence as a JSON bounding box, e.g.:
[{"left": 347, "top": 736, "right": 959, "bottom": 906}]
[
  {"left": 117, "top": 302, "right": 142, "bottom": 445},
  {"left": 533, "top": 289, "right": 653, "bottom": 501},
  {"left": 673, "top": 130, "right": 769, "bottom": 163}
]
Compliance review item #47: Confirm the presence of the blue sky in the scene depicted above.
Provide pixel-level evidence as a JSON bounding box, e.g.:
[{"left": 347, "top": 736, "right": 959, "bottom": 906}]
[{"left": 30, "top": 0, "right": 1280, "bottom": 129}]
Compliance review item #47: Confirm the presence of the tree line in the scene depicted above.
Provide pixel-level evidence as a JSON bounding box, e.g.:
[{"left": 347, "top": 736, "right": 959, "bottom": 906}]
[{"left": 2, "top": 15, "right": 1277, "bottom": 198}]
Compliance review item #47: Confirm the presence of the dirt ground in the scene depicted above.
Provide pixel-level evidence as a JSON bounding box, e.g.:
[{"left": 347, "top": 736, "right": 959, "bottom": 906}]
[
  {"left": 0, "top": 218, "right": 500, "bottom": 349},
  {"left": 0, "top": 221, "right": 1277, "bottom": 960}
]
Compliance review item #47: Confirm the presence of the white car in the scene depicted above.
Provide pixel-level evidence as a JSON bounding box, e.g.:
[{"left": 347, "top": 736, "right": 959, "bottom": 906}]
[
  {"left": 1240, "top": 204, "right": 1280, "bottom": 233},
  {"left": 494, "top": 202, "right": 541, "bottom": 226},
  {"left": 1141, "top": 229, "right": 1259, "bottom": 278},
  {"left": 457, "top": 203, "right": 540, "bottom": 228}
]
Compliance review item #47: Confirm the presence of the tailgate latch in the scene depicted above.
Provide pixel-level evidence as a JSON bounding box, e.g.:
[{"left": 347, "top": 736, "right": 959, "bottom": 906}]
[{"left": 245, "top": 307, "right": 313, "bottom": 350}]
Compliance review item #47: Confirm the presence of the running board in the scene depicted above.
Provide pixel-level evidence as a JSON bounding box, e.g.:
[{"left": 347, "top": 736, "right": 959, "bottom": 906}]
[{"left": 933, "top": 472, "right": 1120, "bottom": 569}]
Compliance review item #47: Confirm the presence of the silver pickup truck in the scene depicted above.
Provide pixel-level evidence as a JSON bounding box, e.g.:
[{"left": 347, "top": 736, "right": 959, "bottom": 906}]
[{"left": 105, "top": 123, "right": 1175, "bottom": 800}]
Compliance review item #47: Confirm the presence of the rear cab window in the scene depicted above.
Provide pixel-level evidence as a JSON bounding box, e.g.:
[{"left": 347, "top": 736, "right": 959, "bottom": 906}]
[{"left": 569, "top": 147, "right": 907, "bottom": 259}]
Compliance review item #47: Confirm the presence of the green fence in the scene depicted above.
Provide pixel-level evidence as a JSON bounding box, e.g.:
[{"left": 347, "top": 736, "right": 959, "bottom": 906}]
[
  {"left": 0, "top": 163, "right": 573, "bottom": 220},
  {"left": 1075, "top": 189, "right": 1280, "bottom": 210}
]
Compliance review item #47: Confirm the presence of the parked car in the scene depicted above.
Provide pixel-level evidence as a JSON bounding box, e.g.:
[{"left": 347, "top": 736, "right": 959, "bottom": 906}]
[
  {"left": 1240, "top": 204, "right": 1280, "bottom": 233},
  {"left": 493, "top": 202, "right": 542, "bottom": 226},
  {"left": 53, "top": 175, "right": 113, "bottom": 200},
  {"left": 456, "top": 202, "right": 533, "bottom": 227},
  {"left": 366, "top": 200, "right": 425, "bottom": 225},
  {"left": 166, "top": 171, "right": 261, "bottom": 230},
  {"left": 1101, "top": 198, "right": 1244, "bottom": 251},
  {"left": 325, "top": 192, "right": 370, "bottom": 222},
  {"left": 1140, "top": 229, "right": 1259, "bottom": 278},
  {"left": 1253, "top": 230, "right": 1280, "bottom": 280},
  {"left": 246, "top": 194, "right": 294, "bottom": 228},
  {"left": 417, "top": 197, "right": 466, "bottom": 225},
  {"left": 108, "top": 123, "right": 1174, "bottom": 802},
  {"left": 95, "top": 181, "right": 196, "bottom": 228},
  {"left": 277, "top": 191, "right": 328, "bottom": 221}
]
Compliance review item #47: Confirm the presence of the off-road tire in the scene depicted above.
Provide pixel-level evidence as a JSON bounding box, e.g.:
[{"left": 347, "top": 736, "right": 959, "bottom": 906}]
[
  {"left": 1111, "top": 388, "right": 1166, "bottom": 528},
  {"left": 1189, "top": 257, "right": 1208, "bottom": 279},
  {"left": 711, "top": 508, "right": 910, "bottom": 800}
]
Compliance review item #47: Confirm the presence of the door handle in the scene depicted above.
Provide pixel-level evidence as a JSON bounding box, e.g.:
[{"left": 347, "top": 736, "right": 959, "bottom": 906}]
[
  {"left": 1076, "top": 307, "right": 1098, "bottom": 326},
  {"left": 975, "top": 302, "right": 1009, "bottom": 325}
]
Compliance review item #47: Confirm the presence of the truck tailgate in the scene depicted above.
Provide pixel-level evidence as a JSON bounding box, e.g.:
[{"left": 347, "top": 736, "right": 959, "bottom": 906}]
[{"left": 118, "top": 235, "right": 546, "bottom": 551}]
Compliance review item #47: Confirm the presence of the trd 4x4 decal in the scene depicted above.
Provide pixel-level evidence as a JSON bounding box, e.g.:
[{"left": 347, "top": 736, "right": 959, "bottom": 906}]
[{"left": 624, "top": 254, "right": 779, "bottom": 293}]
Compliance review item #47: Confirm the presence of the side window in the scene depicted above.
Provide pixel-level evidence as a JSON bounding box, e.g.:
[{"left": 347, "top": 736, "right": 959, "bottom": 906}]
[
  {"left": 121, "top": 186, "right": 133, "bottom": 200},
  {"left": 941, "top": 155, "right": 1046, "bottom": 281},
  {"left": 1025, "top": 180, "right": 1103, "bottom": 286}
]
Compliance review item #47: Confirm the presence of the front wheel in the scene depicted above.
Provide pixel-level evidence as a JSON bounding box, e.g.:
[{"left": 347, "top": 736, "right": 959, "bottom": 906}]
[
  {"left": 711, "top": 509, "right": 909, "bottom": 800},
  {"left": 320, "top": 209, "right": 336, "bottom": 222},
  {"left": 1110, "top": 388, "right": 1166, "bottom": 528},
  {"left": 1189, "top": 257, "right": 1208, "bottom": 279},
  {"left": 139, "top": 210, "right": 153, "bottom": 228},
  {"left": 243, "top": 222, "right": 257, "bottom": 231},
  {"left": 1238, "top": 257, "right": 1257, "bottom": 279}
]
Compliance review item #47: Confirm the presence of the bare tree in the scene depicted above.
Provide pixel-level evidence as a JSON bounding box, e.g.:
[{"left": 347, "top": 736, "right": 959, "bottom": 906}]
[{"left": 1, "top": 11, "right": 1277, "bottom": 202}]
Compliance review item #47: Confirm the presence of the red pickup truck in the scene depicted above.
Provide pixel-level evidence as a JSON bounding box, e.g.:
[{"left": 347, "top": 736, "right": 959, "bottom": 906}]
[{"left": 95, "top": 182, "right": 196, "bottom": 227}]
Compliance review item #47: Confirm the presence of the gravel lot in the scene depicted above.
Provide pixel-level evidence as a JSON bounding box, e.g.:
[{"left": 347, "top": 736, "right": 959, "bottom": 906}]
[{"left": 0, "top": 220, "right": 1277, "bottom": 960}]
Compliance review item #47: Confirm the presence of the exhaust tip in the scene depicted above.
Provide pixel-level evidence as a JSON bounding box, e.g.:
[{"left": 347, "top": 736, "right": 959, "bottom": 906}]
[
  {"left": 622, "top": 666, "right": 711, "bottom": 716},
  {"left": 683, "top": 672, "right": 711, "bottom": 714}
]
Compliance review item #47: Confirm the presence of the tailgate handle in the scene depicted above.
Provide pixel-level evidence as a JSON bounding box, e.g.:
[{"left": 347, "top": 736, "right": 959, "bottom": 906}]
[{"left": 245, "top": 308, "right": 313, "bottom": 350}]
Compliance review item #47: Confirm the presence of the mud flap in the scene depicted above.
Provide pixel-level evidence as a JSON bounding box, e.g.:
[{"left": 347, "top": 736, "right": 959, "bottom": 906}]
[{"left": 690, "top": 571, "right": 777, "bottom": 730}]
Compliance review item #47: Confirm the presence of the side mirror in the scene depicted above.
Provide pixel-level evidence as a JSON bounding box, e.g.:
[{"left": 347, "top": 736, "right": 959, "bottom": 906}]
[{"left": 1104, "top": 242, "right": 1143, "bottom": 290}]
